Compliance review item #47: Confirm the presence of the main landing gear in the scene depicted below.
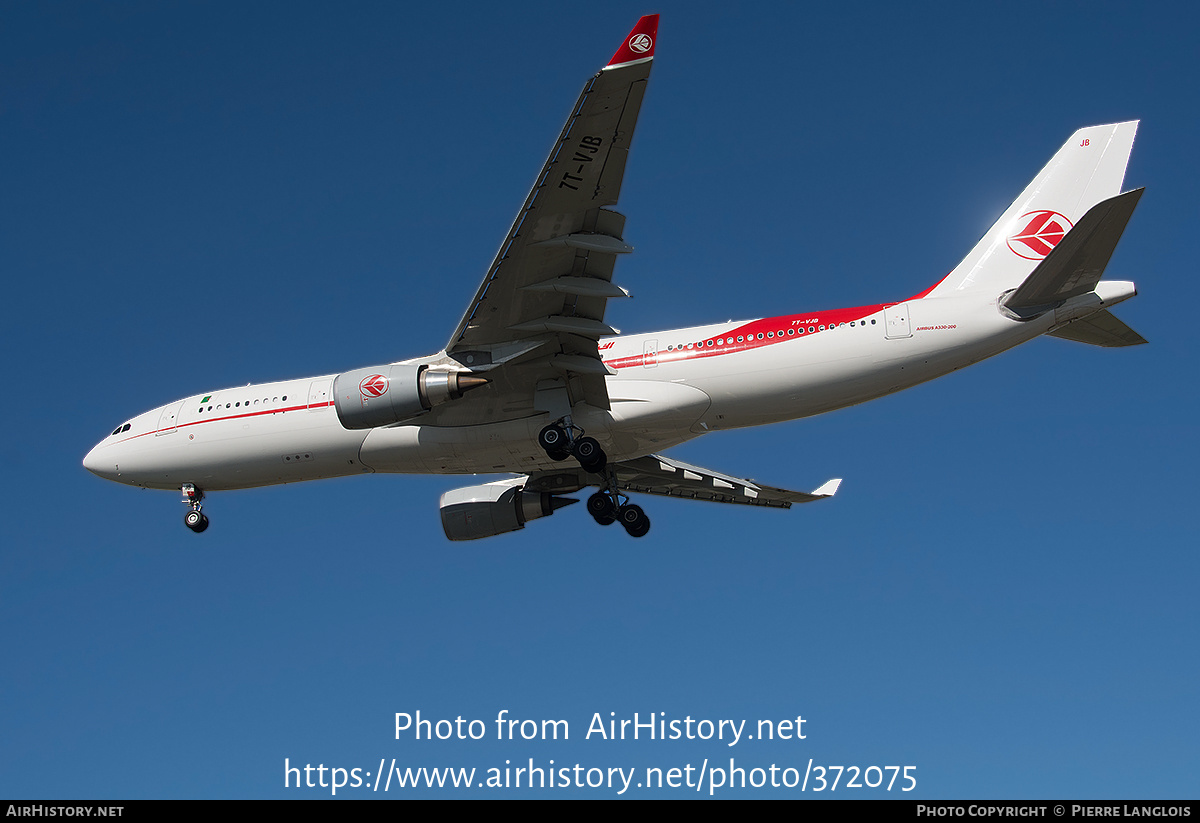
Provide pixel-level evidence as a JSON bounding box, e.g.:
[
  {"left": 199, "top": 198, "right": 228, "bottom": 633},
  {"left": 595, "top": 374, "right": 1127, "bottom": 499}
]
[
  {"left": 538, "top": 419, "right": 607, "bottom": 474},
  {"left": 586, "top": 489, "right": 650, "bottom": 538},
  {"left": 181, "top": 483, "right": 208, "bottom": 533},
  {"left": 537, "top": 416, "right": 649, "bottom": 537}
]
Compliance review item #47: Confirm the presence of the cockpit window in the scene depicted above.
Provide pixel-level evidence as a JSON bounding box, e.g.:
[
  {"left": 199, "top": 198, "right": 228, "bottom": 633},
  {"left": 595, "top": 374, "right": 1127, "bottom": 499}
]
[{"left": 111, "top": 423, "right": 131, "bottom": 436}]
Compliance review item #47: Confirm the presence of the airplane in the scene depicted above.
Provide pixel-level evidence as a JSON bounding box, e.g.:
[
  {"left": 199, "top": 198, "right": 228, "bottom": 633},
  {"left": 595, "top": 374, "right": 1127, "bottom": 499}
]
[{"left": 82, "top": 15, "right": 1146, "bottom": 541}]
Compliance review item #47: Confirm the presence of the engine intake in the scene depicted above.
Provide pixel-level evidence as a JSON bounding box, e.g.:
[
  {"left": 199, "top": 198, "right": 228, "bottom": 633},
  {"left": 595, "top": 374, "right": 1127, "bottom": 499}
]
[
  {"left": 440, "top": 481, "right": 578, "bottom": 541},
  {"left": 333, "top": 365, "right": 488, "bottom": 430}
]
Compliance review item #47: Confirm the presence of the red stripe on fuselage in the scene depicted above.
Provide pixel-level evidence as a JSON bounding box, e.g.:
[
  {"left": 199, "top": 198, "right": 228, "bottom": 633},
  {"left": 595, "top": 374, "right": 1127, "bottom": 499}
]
[
  {"left": 110, "top": 401, "right": 334, "bottom": 444},
  {"left": 603, "top": 304, "right": 887, "bottom": 370}
]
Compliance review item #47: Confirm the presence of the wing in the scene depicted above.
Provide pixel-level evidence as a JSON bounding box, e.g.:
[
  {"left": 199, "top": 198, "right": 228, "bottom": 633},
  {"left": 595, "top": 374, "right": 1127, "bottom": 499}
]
[
  {"left": 439, "top": 15, "right": 658, "bottom": 416},
  {"left": 524, "top": 454, "right": 843, "bottom": 509}
]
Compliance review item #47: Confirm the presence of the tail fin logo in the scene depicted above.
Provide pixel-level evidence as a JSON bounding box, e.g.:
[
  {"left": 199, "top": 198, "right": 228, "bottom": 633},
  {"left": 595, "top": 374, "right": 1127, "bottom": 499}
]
[{"left": 1007, "top": 210, "right": 1074, "bottom": 260}]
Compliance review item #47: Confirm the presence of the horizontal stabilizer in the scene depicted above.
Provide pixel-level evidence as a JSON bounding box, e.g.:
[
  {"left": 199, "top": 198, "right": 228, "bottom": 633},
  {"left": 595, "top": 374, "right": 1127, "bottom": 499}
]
[
  {"left": 1048, "top": 310, "right": 1147, "bottom": 347},
  {"left": 1005, "top": 188, "right": 1144, "bottom": 314}
]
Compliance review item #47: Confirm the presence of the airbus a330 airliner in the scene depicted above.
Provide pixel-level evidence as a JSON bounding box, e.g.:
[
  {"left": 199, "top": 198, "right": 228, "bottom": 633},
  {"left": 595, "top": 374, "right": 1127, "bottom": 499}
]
[{"left": 83, "top": 16, "right": 1146, "bottom": 540}]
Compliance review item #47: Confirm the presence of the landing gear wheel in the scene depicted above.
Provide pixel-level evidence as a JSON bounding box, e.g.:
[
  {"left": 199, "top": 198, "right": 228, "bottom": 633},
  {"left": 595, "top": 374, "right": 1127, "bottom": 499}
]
[
  {"left": 547, "top": 448, "right": 571, "bottom": 462},
  {"left": 587, "top": 492, "right": 616, "bottom": 525},
  {"left": 618, "top": 504, "right": 650, "bottom": 538},
  {"left": 538, "top": 424, "right": 568, "bottom": 454},
  {"left": 180, "top": 484, "right": 208, "bottom": 533},
  {"left": 184, "top": 510, "right": 209, "bottom": 533},
  {"left": 573, "top": 437, "right": 607, "bottom": 473}
]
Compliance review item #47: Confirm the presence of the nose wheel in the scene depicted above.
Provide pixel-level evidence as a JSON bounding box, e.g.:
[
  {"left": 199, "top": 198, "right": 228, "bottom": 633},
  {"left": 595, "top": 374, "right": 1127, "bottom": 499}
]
[
  {"left": 184, "top": 509, "right": 209, "bottom": 533},
  {"left": 181, "top": 484, "right": 209, "bottom": 533}
]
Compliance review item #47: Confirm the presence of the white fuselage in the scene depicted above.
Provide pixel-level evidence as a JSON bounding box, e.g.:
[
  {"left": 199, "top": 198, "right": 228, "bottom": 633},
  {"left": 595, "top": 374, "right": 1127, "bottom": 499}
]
[{"left": 82, "top": 290, "right": 1056, "bottom": 493}]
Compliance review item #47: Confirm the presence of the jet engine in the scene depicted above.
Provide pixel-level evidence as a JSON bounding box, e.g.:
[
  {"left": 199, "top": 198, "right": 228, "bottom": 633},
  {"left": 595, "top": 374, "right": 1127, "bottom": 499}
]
[
  {"left": 440, "top": 480, "right": 578, "bottom": 541},
  {"left": 333, "top": 365, "right": 488, "bottom": 430}
]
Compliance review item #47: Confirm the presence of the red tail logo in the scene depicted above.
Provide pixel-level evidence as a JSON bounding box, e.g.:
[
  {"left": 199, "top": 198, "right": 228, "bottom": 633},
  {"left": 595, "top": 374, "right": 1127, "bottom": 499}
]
[{"left": 1007, "top": 210, "right": 1073, "bottom": 260}]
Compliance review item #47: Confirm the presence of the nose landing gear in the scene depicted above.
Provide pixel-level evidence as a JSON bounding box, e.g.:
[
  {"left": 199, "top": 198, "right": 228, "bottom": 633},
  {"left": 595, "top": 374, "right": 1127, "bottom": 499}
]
[{"left": 181, "top": 484, "right": 209, "bottom": 533}]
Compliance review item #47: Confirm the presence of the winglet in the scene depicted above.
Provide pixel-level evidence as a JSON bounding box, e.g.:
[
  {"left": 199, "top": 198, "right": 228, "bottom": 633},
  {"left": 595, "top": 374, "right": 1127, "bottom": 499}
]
[
  {"left": 606, "top": 14, "right": 659, "bottom": 68},
  {"left": 811, "top": 478, "right": 842, "bottom": 498}
]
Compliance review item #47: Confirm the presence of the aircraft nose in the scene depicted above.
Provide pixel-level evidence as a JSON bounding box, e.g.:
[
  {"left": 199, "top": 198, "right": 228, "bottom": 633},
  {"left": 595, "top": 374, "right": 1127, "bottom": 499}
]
[{"left": 83, "top": 442, "right": 118, "bottom": 480}]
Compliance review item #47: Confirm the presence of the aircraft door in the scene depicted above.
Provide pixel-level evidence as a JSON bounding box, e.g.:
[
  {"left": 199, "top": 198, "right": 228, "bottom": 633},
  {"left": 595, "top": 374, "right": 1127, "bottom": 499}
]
[
  {"left": 308, "top": 379, "right": 332, "bottom": 411},
  {"left": 643, "top": 339, "right": 658, "bottom": 368},
  {"left": 884, "top": 303, "right": 912, "bottom": 339},
  {"left": 156, "top": 401, "right": 184, "bottom": 435}
]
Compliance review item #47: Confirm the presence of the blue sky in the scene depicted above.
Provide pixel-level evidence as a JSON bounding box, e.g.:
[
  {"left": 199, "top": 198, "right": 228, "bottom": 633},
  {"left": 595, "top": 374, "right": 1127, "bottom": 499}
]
[{"left": 2, "top": 0, "right": 1197, "bottom": 799}]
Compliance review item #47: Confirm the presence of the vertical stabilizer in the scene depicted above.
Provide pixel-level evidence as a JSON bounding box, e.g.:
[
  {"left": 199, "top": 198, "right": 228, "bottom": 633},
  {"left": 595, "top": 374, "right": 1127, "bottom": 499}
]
[{"left": 926, "top": 122, "right": 1138, "bottom": 299}]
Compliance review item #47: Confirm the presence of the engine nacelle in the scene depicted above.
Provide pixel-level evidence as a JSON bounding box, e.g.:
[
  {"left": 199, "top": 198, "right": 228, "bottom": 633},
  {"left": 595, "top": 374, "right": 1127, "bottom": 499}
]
[
  {"left": 333, "top": 365, "right": 488, "bottom": 430},
  {"left": 440, "top": 480, "right": 578, "bottom": 541}
]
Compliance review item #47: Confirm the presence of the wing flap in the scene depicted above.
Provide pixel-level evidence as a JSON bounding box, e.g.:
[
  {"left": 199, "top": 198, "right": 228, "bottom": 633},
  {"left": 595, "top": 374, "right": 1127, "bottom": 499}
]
[{"left": 523, "top": 454, "right": 841, "bottom": 509}]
